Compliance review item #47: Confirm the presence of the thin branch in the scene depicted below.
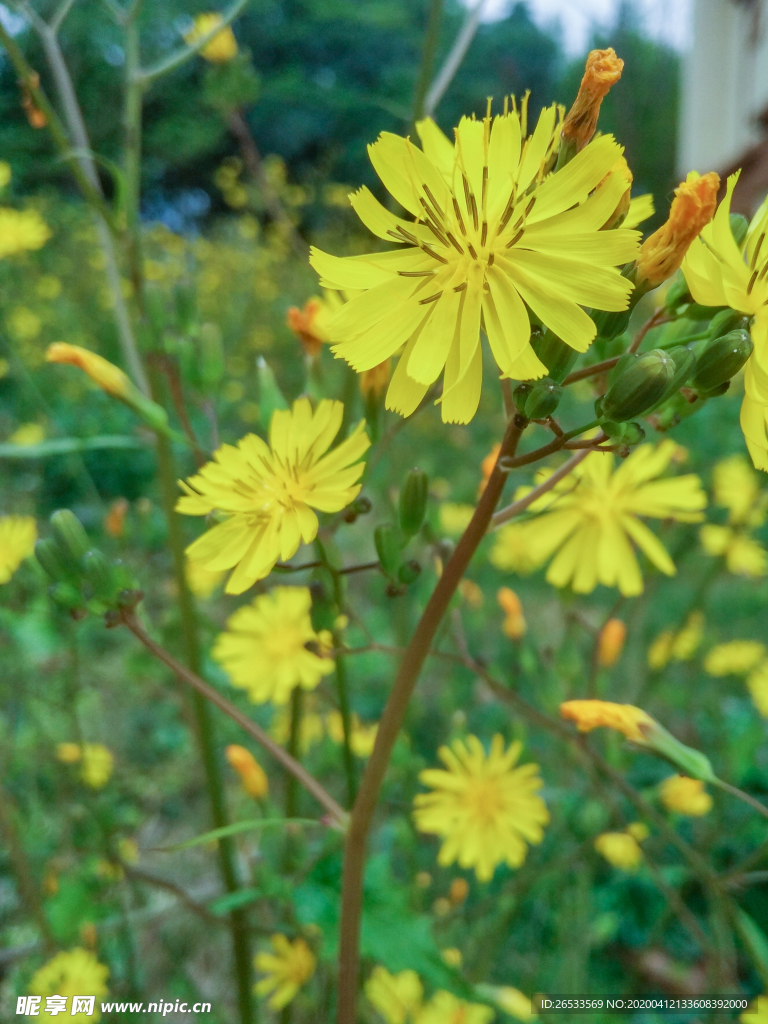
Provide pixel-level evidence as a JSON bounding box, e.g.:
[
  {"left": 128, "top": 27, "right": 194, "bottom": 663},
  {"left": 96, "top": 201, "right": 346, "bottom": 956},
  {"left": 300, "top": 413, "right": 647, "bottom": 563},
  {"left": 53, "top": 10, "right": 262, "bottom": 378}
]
[
  {"left": 423, "top": 0, "right": 490, "bottom": 117},
  {"left": 563, "top": 356, "right": 621, "bottom": 386},
  {"left": 49, "top": 0, "right": 77, "bottom": 33},
  {"left": 119, "top": 609, "right": 347, "bottom": 828},
  {"left": 125, "top": 866, "right": 222, "bottom": 926},
  {"left": 629, "top": 308, "right": 670, "bottom": 353},
  {"left": 714, "top": 779, "right": 768, "bottom": 825},
  {"left": 137, "top": 0, "right": 253, "bottom": 84},
  {"left": 490, "top": 449, "right": 590, "bottom": 529}
]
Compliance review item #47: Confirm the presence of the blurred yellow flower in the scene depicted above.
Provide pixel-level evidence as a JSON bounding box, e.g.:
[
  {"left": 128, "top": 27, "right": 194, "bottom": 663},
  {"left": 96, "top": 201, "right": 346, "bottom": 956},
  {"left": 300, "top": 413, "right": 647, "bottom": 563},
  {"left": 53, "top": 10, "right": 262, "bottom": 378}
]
[
  {"left": 225, "top": 744, "right": 268, "bottom": 798},
  {"left": 0, "top": 514, "right": 36, "bottom": 583},
  {"left": 0, "top": 161, "right": 11, "bottom": 188},
  {"left": 700, "top": 455, "right": 768, "bottom": 576},
  {"left": 270, "top": 701, "right": 325, "bottom": 754},
  {"left": 415, "top": 991, "right": 495, "bottom": 1024},
  {"left": 441, "top": 947, "right": 462, "bottom": 967},
  {"left": 747, "top": 661, "right": 768, "bottom": 717},
  {"left": 647, "top": 611, "right": 704, "bottom": 670},
  {"left": 560, "top": 700, "right": 653, "bottom": 743},
  {"left": 365, "top": 966, "right": 423, "bottom": 1024},
  {"left": 659, "top": 775, "right": 712, "bottom": 816},
  {"left": 185, "top": 556, "right": 225, "bottom": 599},
  {"left": 9, "top": 422, "right": 45, "bottom": 446},
  {"left": 255, "top": 934, "right": 315, "bottom": 1010},
  {"left": 178, "top": 398, "right": 369, "bottom": 594},
  {"left": 56, "top": 742, "right": 82, "bottom": 764},
  {"left": 0, "top": 207, "right": 51, "bottom": 257},
  {"left": 594, "top": 830, "right": 643, "bottom": 871},
  {"left": 458, "top": 578, "right": 484, "bottom": 607},
  {"left": 627, "top": 821, "right": 649, "bottom": 841},
  {"left": 80, "top": 744, "right": 114, "bottom": 789},
  {"left": 438, "top": 502, "right": 475, "bottom": 536},
  {"left": 497, "top": 586, "right": 526, "bottom": 639},
  {"left": 213, "top": 586, "right": 333, "bottom": 705},
  {"left": 413, "top": 735, "right": 548, "bottom": 882},
  {"left": 485, "top": 986, "right": 536, "bottom": 1021},
  {"left": 704, "top": 640, "right": 766, "bottom": 676},
  {"left": 490, "top": 442, "right": 706, "bottom": 596},
  {"left": 597, "top": 618, "right": 626, "bottom": 667},
  {"left": 448, "top": 876, "right": 469, "bottom": 904},
  {"left": 700, "top": 525, "right": 767, "bottom": 577},
  {"left": 311, "top": 106, "right": 638, "bottom": 424},
  {"left": 184, "top": 13, "right": 238, "bottom": 62},
  {"left": 47, "top": 343, "right": 132, "bottom": 399},
  {"left": 29, "top": 948, "right": 109, "bottom": 1022},
  {"left": 326, "top": 710, "right": 378, "bottom": 757}
]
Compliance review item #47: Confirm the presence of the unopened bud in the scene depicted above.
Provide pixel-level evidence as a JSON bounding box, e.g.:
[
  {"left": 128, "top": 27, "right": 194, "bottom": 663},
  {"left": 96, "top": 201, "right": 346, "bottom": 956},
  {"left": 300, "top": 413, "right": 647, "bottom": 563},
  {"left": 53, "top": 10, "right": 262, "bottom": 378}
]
[
  {"left": 597, "top": 619, "right": 626, "bottom": 667},
  {"left": 48, "top": 581, "right": 85, "bottom": 611},
  {"left": 691, "top": 329, "right": 753, "bottom": 392},
  {"left": 50, "top": 509, "right": 90, "bottom": 564},
  {"left": 225, "top": 744, "right": 268, "bottom": 799},
  {"left": 81, "top": 549, "right": 114, "bottom": 603},
  {"left": 645, "top": 345, "right": 697, "bottom": 414},
  {"left": 707, "top": 309, "right": 751, "bottom": 342},
  {"left": 523, "top": 378, "right": 563, "bottom": 420},
  {"left": 35, "top": 538, "right": 73, "bottom": 583},
  {"left": 374, "top": 524, "right": 401, "bottom": 576},
  {"left": 601, "top": 349, "right": 675, "bottom": 422},
  {"left": 531, "top": 330, "right": 578, "bottom": 382},
  {"left": 512, "top": 382, "right": 534, "bottom": 410},
  {"left": 397, "top": 559, "right": 421, "bottom": 585},
  {"left": 399, "top": 468, "right": 428, "bottom": 539}
]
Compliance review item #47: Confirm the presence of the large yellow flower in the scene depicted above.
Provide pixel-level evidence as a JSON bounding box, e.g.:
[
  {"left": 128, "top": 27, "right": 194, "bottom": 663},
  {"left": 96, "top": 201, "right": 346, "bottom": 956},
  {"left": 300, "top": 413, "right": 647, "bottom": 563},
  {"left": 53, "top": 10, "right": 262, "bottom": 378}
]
[
  {"left": 413, "top": 734, "right": 548, "bottom": 882},
  {"left": 255, "top": 934, "right": 315, "bottom": 1010},
  {"left": 490, "top": 441, "right": 706, "bottom": 595},
  {"left": 29, "top": 948, "right": 109, "bottom": 1022},
  {"left": 682, "top": 172, "right": 768, "bottom": 469},
  {"left": 212, "top": 586, "right": 333, "bottom": 704},
  {"left": 310, "top": 104, "right": 639, "bottom": 423},
  {"left": 0, "top": 514, "right": 36, "bottom": 583},
  {"left": 178, "top": 398, "right": 369, "bottom": 593}
]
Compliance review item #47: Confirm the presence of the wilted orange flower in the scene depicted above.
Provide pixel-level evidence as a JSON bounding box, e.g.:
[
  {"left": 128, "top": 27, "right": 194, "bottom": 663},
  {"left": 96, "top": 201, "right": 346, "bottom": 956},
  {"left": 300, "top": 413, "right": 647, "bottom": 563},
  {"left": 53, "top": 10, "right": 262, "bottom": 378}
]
[
  {"left": 562, "top": 48, "right": 624, "bottom": 151},
  {"left": 225, "top": 744, "right": 269, "bottom": 799},
  {"left": 497, "top": 587, "right": 526, "bottom": 640},
  {"left": 636, "top": 171, "right": 720, "bottom": 287},
  {"left": 597, "top": 619, "right": 627, "bottom": 667},
  {"left": 560, "top": 699, "right": 654, "bottom": 743},
  {"left": 286, "top": 297, "right": 330, "bottom": 358}
]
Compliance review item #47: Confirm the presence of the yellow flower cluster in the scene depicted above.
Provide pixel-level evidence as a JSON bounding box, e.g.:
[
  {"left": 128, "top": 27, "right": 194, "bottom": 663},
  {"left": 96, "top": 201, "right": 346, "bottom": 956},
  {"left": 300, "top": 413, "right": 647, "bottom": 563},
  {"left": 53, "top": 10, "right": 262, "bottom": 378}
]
[
  {"left": 700, "top": 455, "right": 768, "bottom": 577},
  {"left": 255, "top": 934, "right": 315, "bottom": 1009},
  {"left": 703, "top": 640, "right": 768, "bottom": 719},
  {"left": 647, "top": 611, "right": 704, "bottom": 670},
  {"left": 365, "top": 966, "right": 496, "bottom": 1024}
]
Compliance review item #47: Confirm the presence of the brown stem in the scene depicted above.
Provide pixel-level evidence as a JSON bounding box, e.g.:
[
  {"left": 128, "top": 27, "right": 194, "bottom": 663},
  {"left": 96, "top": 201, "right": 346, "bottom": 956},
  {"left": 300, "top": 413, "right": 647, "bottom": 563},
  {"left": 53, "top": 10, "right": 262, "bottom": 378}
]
[
  {"left": 490, "top": 449, "right": 590, "bottom": 529},
  {"left": 150, "top": 354, "right": 207, "bottom": 467},
  {"left": 629, "top": 308, "right": 670, "bottom": 353},
  {"left": 119, "top": 609, "right": 347, "bottom": 828},
  {"left": 335, "top": 412, "right": 526, "bottom": 1023},
  {"left": 562, "top": 356, "right": 621, "bottom": 386},
  {"left": 125, "top": 866, "right": 222, "bottom": 926}
]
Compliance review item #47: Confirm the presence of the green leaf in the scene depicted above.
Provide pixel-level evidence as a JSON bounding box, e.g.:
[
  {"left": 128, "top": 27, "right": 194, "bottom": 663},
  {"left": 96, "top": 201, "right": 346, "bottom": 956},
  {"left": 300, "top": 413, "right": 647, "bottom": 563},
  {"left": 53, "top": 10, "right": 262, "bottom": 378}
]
[
  {"left": 734, "top": 907, "right": 768, "bottom": 988},
  {"left": 155, "top": 817, "right": 321, "bottom": 852},
  {"left": 209, "top": 886, "right": 262, "bottom": 915}
]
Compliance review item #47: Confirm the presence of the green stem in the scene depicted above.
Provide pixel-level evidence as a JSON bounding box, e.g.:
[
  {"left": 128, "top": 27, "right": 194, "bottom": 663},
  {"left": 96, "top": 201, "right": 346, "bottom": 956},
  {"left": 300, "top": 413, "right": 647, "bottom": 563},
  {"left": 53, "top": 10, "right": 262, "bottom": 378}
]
[
  {"left": 123, "top": 16, "right": 147, "bottom": 315},
  {"left": 411, "top": 0, "right": 445, "bottom": 124},
  {"left": 335, "top": 412, "right": 527, "bottom": 1024},
  {"left": 713, "top": 778, "right": 768, "bottom": 824}
]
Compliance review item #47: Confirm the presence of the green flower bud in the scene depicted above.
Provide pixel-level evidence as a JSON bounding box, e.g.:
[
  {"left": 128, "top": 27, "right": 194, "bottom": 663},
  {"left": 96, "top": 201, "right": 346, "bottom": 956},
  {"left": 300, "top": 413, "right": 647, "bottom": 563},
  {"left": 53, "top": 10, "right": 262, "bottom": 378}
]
[
  {"left": 620, "top": 421, "right": 646, "bottom": 446},
  {"left": 645, "top": 345, "right": 696, "bottom": 413},
  {"left": 730, "top": 212, "right": 749, "bottom": 247},
  {"left": 684, "top": 302, "right": 726, "bottom": 320},
  {"left": 707, "top": 309, "right": 751, "bottom": 341},
  {"left": 374, "top": 524, "right": 401, "bottom": 577},
  {"left": 531, "top": 330, "right": 578, "bottom": 383},
  {"left": 523, "top": 378, "right": 563, "bottom": 420},
  {"left": 199, "top": 322, "right": 225, "bottom": 389},
  {"left": 642, "top": 722, "right": 716, "bottom": 782},
  {"left": 697, "top": 380, "right": 731, "bottom": 398},
  {"left": 399, "top": 468, "right": 428, "bottom": 539},
  {"left": 512, "top": 382, "right": 534, "bottom": 410},
  {"left": 35, "top": 538, "right": 74, "bottom": 583},
  {"left": 601, "top": 349, "right": 676, "bottom": 422},
  {"left": 50, "top": 509, "right": 90, "bottom": 564},
  {"left": 48, "top": 581, "right": 85, "bottom": 611},
  {"left": 257, "top": 356, "right": 288, "bottom": 430},
  {"left": 592, "top": 307, "right": 632, "bottom": 342},
  {"left": 691, "top": 328, "right": 753, "bottom": 391},
  {"left": 81, "top": 549, "right": 115, "bottom": 603},
  {"left": 397, "top": 559, "right": 421, "bottom": 585}
]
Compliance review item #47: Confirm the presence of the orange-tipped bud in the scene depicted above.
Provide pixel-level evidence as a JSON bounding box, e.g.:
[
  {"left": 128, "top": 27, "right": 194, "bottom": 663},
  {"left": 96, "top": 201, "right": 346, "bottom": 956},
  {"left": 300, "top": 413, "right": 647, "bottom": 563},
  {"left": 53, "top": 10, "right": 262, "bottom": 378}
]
[
  {"left": 636, "top": 171, "right": 720, "bottom": 288},
  {"left": 286, "top": 298, "right": 328, "bottom": 359},
  {"left": 448, "top": 877, "right": 469, "bottom": 905},
  {"left": 47, "top": 343, "right": 132, "bottom": 399},
  {"left": 597, "top": 618, "right": 627, "bottom": 667},
  {"left": 360, "top": 359, "right": 390, "bottom": 399},
  {"left": 497, "top": 587, "right": 526, "bottom": 640},
  {"left": 104, "top": 497, "right": 129, "bottom": 538},
  {"left": 225, "top": 744, "right": 269, "bottom": 799},
  {"left": 562, "top": 48, "right": 624, "bottom": 151},
  {"left": 20, "top": 73, "right": 47, "bottom": 129},
  {"left": 560, "top": 699, "right": 653, "bottom": 743}
]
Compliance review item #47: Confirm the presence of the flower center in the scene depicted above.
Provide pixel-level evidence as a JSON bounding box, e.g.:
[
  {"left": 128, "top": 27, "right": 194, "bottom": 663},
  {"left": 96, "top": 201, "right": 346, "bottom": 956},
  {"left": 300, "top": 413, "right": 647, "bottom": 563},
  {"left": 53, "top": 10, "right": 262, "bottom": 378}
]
[{"left": 463, "top": 776, "right": 505, "bottom": 826}]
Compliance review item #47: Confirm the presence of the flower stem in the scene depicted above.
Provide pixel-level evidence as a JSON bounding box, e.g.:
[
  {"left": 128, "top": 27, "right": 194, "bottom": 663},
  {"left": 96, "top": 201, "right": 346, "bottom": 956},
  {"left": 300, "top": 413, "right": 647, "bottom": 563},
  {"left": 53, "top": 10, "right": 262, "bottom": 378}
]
[
  {"left": 283, "top": 687, "right": 305, "bottom": 872},
  {"left": 713, "top": 778, "right": 768, "bottom": 824},
  {"left": 0, "top": 783, "right": 56, "bottom": 955},
  {"left": 335, "top": 650, "right": 357, "bottom": 806},
  {"left": 411, "top": 0, "right": 445, "bottom": 124},
  {"left": 335, "top": 412, "right": 527, "bottom": 1023}
]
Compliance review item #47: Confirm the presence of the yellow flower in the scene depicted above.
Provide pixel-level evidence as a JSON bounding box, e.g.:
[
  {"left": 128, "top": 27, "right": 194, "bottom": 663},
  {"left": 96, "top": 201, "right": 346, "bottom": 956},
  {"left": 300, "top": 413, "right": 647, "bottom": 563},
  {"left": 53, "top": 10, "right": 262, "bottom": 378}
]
[
  {"left": 415, "top": 990, "right": 495, "bottom": 1024},
  {"left": 597, "top": 618, "right": 626, "bottom": 667},
  {"left": 326, "top": 710, "right": 378, "bottom": 757},
  {"left": 681, "top": 172, "right": 768, "bottom": 469},
  {"left": 177, "top": 398, "right": 369, "bottom": 594},
  {"left": 0, "top": 207, "right": 51, "bottom": 257},
  {"left": 413, "top": 735, "right": 548, "bottom": 882},
  {"left": 254, "top": 934, "right": 315, "bottom": 1010},
  {"left": 185, "top": 556, "right": 225, "bottom": 599},
  {"left": 29, "top": 948, "right": 109, "bottom": 1022},
  {"left": 56, "top": 742, "right": 82, "bottom": 764},
  {"left": 701, "top": 524, "right": 767, "bottom": 577},
  {"left": 448, "top": 876, "right": 469, "bottom": 904},
  {"left": 624, "top": 193, "right": 655, "bottom": 230},
  {"left": 490, "top": 441, "right": 706, "bottom": 596},
  {"left": 46, "top": 343, "right": 132, "bottom": 399},
  {"left": 225, "top": 744, "right": 268, "bottom": 798},
  {"left": 742, "top": 995, "right": 768, "bottom": 1023},
  {"left": 637, "top": 170, "right": 720, "bottom": 288},
  {"left": 311, "top": 103, "right": 639, "bottom": 424},
  {"left": 594, "top": 831, "right": 643, "bottom": 871},
  {"left": 9, "top": 422, "right": 45, "bottom": 446},
  {"left": 484, "top": 986, "right": 536, "bottom": 1021},
  {"left": 747, "top": 661, "right": 768, "bottom": 717},
  {"left": 659, "top": 775, "right": 712, "bottom": 816},
  {"left": 561, "top": 48, "right": 624, "bottom": 151},
  {"left": 497, "top": 586, "right": 526, "bottom": 639},
  {"left": 647, "top": 611, "right": 704, "bottom": 670},
  {"left": 560, "top": 699, "right": 654, "bottom": 743},
  {"left": 439, "top": 502, "right": 475, "bottom": 535},
  {"left": 212, "top": 586, "right": 333, "bottom": 704},
  {"left": 704, "top": 640, "right": 766, "bottom": 676},
  {"left": 712, "top": 454, "right": 767, "bottom": 526},
  {"left": 365, "top": 966, "right": 423, "bottom": 1024},
  {"left": 184, "top": 13, "right": 238, "bottom": 62},
  {"left": 626, "top": 821, "right": 649, "bottom": 841},
  {"left": 80, "top": 744, "right": 114, "bottom": 789},
  {"left": 0, "top": 514, "right": 36, "bottom": 583}
]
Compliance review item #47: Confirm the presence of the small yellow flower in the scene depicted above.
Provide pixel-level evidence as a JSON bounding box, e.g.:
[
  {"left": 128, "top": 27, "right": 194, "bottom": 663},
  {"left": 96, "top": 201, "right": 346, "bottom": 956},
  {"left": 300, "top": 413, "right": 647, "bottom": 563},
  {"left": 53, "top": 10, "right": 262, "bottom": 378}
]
[
  {"left": 597, "top": 618, "right": 626, "bottom": 667},
  {"left": 704, "top": 640, "right": 766, "bottom": 676},
  {"left": 441, "top": 947, "right": 462, "bottom": 967},
  {"left": 415, "top": 990, "right": 495, "bottom": 1024},
  {"left": 9, "top": 422, "right": 45, "bottom": 446},
  {"left": 626, "top": 821, "right": 649, "bottom": 842},
  {"left": 185, "top": 556, "right": 225, "bottom": 599},
  {"left": 0, "top": 207, "right": 51, "bottom": 257},
  {"left": 46, "top": 343, "right": 132, "bottom": 399},
  {"left": 177, "top": 398, "right": 369, "bottom": 594},
  {"left": 29, "top": 948, "right": 109, "bottom": 1022},
  {"left": 497, "top": 586, "right": 526, "bottom": 639},
  {"left": 560, "top": 700, "right": 653, "bottom": 743},
  {"left": 254, "top": 934, "right": 315, "bottom": 1010},
  {"left": 80, "top": 744, "right": 114, "bottom": 789},
  {"left": 184, "top": 13, "right": 238, "bottom": 62},
  {"left": 458, "top": 578, "right": 484, "bottom": 608},
  {"left": 747, "top": 661, "right": 768, "bottom": 717},
  {"left": 712, "top": 455, "right": 767, "bottom": 527},
  {"left": 637, "top": 171, "right": 720, "bottom": 288},
  {"left": 439, "top": 502, "right": 475, "bottom": 536},
  {"left": 325, "top": 710, "right": 378, "bottom": 757},
  {"left": 0, "top": 514, "right": 36, "bottom": 583},
  {"left": 594, "top": 830, "right": 643, "bottom": 871},
  {"left": 413, "top": 735, "right": 548, "bottom": 882},
  {"left": 448, "top": 876, "right": 469, "bottom": 904},
  {"left": 561, "top": 48, "right": 624, "bottom": 151},
  {"left": 365, "top": 966, "right": 423, "bottom": 1024},
  {"left": 647, "top": 611, "right": 704, "bottom": 670},
  {"left": 213, "top": 586, "right": 333, "bottom": 704},
  {"left": 701, "top": 524, "right": 767, "bottom": 577},
  {"left": 659, "top": 775, "right": 712, "bottom": 816},
  {"left": 225, "top": 744, "right": 268, "bottom": 798}
]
